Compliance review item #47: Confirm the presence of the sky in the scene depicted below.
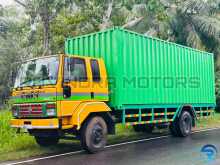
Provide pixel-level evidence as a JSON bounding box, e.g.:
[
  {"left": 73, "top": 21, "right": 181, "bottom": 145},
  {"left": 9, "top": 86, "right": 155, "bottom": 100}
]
[{"left": 0, "top": 0, "right": 15, "bottom": 7}]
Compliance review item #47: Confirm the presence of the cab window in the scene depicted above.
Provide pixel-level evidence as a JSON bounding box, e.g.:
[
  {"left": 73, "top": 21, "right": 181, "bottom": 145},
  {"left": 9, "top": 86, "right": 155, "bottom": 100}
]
[
  {"left": 64, "top": 57, "right": 87, "bottom": 82},
  {"left": 90, "top": 59, "right": 101, "bottom": 82}
]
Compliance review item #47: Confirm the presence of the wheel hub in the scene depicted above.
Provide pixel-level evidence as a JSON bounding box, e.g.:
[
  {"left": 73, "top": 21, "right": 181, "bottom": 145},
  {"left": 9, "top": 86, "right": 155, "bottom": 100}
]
[
  {"left": 183, "top": 115, "right": 191, "bottom": 132},
  {"left": 92, "top": 124, "right": 103, "bottom": 144}
]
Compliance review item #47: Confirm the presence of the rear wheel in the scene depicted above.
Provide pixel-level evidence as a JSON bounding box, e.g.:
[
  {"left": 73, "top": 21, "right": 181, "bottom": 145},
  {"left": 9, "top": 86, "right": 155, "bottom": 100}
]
[
  {"left": 35, "top": 136, "right": 59, "bottom": 147},
  {"left": 170, "top": 111, "right": 192, "bottom": 137},
  {"left": 133, "top": 124, "right": 154, "bottom": 133},
  {"left": 80, "top": 116, "right": 107, "bottom": 153}
]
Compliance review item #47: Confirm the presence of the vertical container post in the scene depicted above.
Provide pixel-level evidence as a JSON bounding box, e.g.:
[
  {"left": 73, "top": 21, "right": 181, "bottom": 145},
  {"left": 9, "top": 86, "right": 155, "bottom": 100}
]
[
  {"left": 122, "top": 109, "right": 126, "bottom": 124},
  {"left": 138, "top": 108, "right": 142, "bottom": 123},
  {"left": 165, "top": 108, "right": 167, "bottom": 121},
  {"left": 151, "top": 108, "right": 154, "bottom": 122}
]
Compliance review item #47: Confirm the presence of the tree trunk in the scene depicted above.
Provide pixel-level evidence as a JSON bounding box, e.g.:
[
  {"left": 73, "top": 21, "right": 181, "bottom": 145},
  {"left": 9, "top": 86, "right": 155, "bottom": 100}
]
[
  {"left": 43, "top": 20, "right": 50, "bottom": 56},
  {"left": 42, "top": 2, "right": 50, "bottom": 56}
]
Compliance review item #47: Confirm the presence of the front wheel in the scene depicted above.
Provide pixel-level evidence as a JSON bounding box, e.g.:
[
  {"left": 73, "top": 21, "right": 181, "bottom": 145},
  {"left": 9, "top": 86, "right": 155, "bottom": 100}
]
[
  {"left": 80, "top": 116, "right": 107, "bottom": 153},
  {"left": 170, "top": 111, "right": 192, "bottom": 137},
  {"left": 35, "top": 136, "right": 59, "bottom": 147}
]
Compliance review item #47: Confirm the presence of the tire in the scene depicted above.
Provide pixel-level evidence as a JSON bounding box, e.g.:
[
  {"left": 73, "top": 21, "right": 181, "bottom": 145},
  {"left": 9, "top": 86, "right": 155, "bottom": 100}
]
[
  {"left": 169, "top": 122, "right": 180, "bottom": 137},
  {"left": 133, "top": 124, "right": 154, "bottom": 133},
  {"left": 35, "top": 136, "right": 59, "bottom": 147},
  {"left": 170, "top": 111, "right": 192, "bottom": 137},
  {"left": 80, "top": 116, "right": 107, "bottom": 153}
]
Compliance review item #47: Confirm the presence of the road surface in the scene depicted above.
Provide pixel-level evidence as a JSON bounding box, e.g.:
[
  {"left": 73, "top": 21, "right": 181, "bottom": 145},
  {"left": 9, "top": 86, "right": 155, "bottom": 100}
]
[{"left": 6, "top": 128, "right": 220, "bottom": 165}]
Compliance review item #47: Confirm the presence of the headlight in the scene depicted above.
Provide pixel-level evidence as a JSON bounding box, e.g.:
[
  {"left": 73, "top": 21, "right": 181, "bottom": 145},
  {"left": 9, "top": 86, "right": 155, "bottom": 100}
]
[
  {"left": 46, "top": 103, "right": 56, "bottom": 116},
  {"left": 46, "top": 109, "right": 56, "bottom": 116}
]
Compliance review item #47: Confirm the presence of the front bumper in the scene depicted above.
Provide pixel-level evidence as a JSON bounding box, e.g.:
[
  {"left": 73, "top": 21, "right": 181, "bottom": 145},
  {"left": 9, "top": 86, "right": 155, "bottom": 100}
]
[{"left": 10, "top": 118, "right": 59, "bottom": 129}]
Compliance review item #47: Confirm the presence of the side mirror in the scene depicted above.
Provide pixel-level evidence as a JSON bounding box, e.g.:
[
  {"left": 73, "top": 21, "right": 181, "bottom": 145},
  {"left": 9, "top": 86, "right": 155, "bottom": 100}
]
[
  {"left": 63, "top": 85, "right": 71, "bottom": 98},
  {"left": 63, "top": 57, "right": 71, "bottom": 83}
]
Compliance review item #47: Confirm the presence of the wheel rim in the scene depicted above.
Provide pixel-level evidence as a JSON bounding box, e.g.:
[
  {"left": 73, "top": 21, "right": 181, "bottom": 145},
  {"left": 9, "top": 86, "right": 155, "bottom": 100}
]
[{"left": 91, "top": 123, "right": 103, "bottom": 145}]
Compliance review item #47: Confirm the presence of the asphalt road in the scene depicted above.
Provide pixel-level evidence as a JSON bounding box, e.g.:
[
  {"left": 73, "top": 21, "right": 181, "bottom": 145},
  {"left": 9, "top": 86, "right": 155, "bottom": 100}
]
[{"left": 7, "top": 128, "right": 220, "bottom": 165}]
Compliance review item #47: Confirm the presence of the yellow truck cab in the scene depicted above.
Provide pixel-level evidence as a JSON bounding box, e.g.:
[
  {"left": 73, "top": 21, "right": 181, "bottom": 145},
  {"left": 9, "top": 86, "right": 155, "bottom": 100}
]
[
  {"left": 10, "top": 28, "right": 215, "bottom": 153},
  {"left": 11, "top": 54, "right": 114, "bottom": 152}
]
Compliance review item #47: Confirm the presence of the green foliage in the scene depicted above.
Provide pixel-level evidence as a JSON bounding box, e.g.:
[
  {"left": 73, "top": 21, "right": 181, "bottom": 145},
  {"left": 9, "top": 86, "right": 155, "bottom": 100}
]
[
  {"left": 0, "top": 6, "right": 29, "bottom": 105},
  {"left": 15, "top": 0, "right": 73, "bottom": 55},
  {"left": 111, "top": 7, "right": 127, "bottom": 26},
  {"left": 50, "top": 10, "right": 100, "bottom": 54},
  {"left": 0, "top": 110, "right": 35, "bottom": 154},
  {"left": 147, "top": 0, "right": 168, "bottom": 21},
  {"left": 122, "top": 0, "right": 148, "bottom": 10}
]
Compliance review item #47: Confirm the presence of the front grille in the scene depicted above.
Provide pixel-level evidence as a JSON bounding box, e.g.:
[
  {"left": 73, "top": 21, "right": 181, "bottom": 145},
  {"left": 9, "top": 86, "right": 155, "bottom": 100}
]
[{"left": 18, "top": 104, "right": 43, "bottom": 117}]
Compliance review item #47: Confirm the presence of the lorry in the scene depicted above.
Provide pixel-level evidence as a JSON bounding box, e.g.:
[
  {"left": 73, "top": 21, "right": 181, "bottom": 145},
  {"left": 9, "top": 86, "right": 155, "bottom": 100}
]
[{"left": 10, "top": 27, "right": 215, "bottom": 153}]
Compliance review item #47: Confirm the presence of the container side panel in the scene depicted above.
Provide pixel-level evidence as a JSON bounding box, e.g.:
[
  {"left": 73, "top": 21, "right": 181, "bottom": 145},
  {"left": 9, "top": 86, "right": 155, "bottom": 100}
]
[{"left": 119, "top": 30, "right": 215, "bottom": 106}]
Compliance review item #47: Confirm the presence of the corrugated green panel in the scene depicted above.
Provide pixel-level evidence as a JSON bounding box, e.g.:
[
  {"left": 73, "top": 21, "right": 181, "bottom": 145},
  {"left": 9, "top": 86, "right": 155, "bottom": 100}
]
[{"left": 65, "top": 27, "right": 216, "bottom": 109}]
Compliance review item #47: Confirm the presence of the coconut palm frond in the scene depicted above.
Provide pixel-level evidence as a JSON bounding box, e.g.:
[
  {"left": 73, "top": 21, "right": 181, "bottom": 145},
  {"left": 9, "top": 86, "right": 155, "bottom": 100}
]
[
  {"left": 186, "top": 26, "right": 204, "bottom": 49},
  {"left": 180, "top": 0, "right": 220, "bottom": 15},
  {"left": 192, "top": 15, "right": 220, "bottom": 41}
]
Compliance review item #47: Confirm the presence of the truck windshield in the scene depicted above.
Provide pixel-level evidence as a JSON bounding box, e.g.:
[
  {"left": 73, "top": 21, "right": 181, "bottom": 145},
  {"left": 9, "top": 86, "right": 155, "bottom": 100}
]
[{"left": 14, "top": 56, "right": 59, "bottom": 88}]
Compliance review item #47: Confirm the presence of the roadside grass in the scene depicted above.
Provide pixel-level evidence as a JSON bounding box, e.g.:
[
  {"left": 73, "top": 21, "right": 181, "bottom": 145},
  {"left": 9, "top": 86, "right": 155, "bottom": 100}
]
[
  {"left": 0, "top": 110, "right": 36, "bottom": 160},
  {"left": 0, "top": 110, "right": 220, "bottom": 162},
  {"left": 195, "top": 112, "right": 220, "bottom": 129}
]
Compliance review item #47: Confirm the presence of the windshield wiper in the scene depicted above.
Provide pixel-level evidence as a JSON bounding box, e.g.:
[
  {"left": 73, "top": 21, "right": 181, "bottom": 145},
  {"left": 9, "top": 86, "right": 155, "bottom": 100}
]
[
  {"left": 31, "top": 77, "right": 50, "bottom": 87},
  {"left": 20, "top": 80, "right": 33, "bottom": 86}
]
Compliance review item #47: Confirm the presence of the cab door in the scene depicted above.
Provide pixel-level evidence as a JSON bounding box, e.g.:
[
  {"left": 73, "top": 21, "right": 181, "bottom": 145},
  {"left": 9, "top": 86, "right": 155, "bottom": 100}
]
[
  {"left": 63, "top": 56, "right": 91, "bottom": 101},
  {"left": 59, "top": 56, "right": 92, "bottom": 117}
]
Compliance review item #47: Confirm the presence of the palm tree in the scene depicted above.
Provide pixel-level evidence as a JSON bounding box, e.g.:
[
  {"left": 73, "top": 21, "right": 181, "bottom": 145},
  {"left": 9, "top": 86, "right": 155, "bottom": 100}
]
[{"left": 171, "top": 0, "right": 220, "bottom": 49}]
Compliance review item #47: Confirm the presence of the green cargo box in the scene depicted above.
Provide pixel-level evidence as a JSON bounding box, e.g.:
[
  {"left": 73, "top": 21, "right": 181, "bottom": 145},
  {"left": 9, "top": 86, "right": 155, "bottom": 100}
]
[{"left": 65, "top": 27, "right": 215, "bottom": 109}]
